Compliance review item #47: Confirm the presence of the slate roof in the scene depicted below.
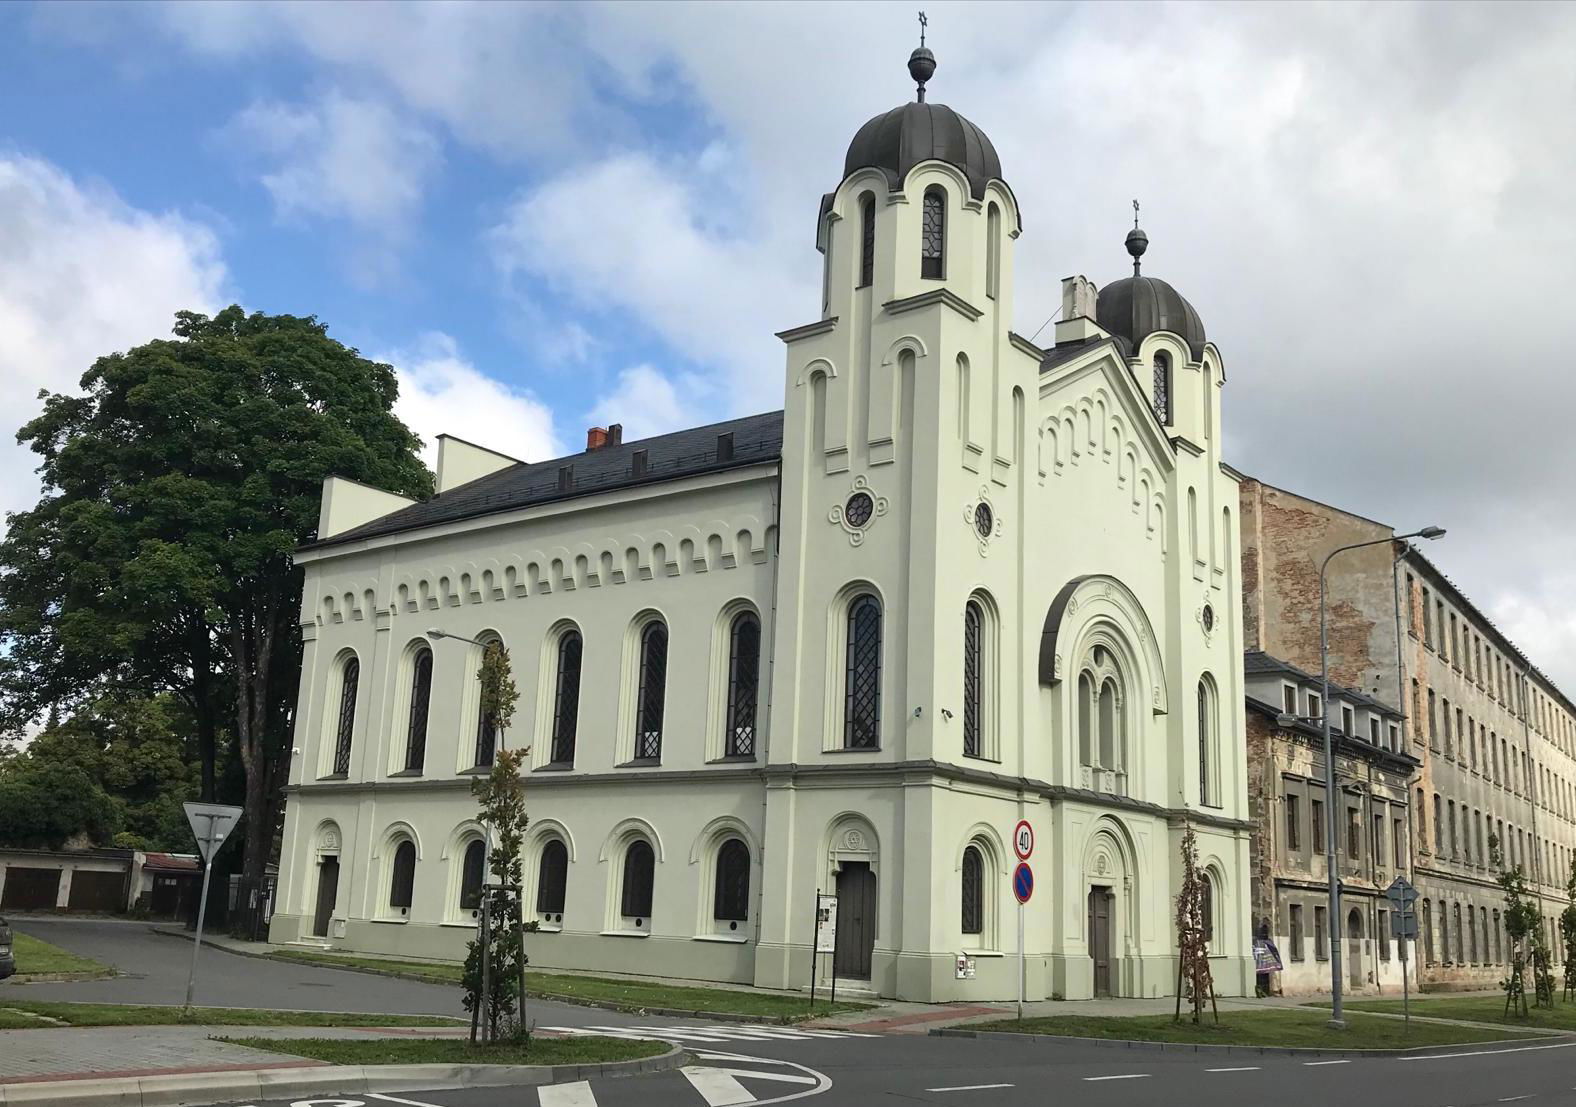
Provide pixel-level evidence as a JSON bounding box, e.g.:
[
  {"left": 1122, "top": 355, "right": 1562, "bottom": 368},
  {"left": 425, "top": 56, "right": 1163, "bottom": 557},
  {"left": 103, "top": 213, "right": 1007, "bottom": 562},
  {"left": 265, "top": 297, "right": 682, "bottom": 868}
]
[
  {"left": 1244, "top": 649, "right": 1401, "bottom": 717},
  {"left": 307, "top": 410, "right": 785, "bottom": 550}
]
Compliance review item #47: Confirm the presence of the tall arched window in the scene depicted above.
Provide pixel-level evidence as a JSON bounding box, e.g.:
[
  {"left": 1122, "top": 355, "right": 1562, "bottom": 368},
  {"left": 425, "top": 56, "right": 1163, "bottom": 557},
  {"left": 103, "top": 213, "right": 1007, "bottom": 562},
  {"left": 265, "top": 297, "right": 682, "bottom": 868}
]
[
  {"left": 550, "top": 631, "right": 582, "bottom": 765},
  {"left": 634, "top": 621, "right": 668, "bottom": 760},
  {"left": 1422, "top": 899, "right": 1434, "bottom": 963},
  {"left": 620, "top": 840, "right": 655, "bottom": 921},
  {"left": 1197, "top": 677, "right": 1218, "bottom": 806},
  {"left": 858, "top": 192, "right": 875, "bottom": 289},
  {"left": 921, "top": 188, "right": 945, "bottom": 279},
  {"left": 536, "top": 839, "right": 568, "bottom": 921},
  {"left": 1201, "top": 873, "right": 1215, "bottom": 945},
  {"left": 1153, "top": 352, "right": 1172, "bottom": 424},
  {"left": 405, "top": 647, "right": 432, "bottom": 773},
  {"left": 726, "top": 612, "right": 761, "bottom": 758},
  {"left": 1077, "top": 647, "right": 1126, "bottom": 781},
  {"left": 963, "top": 599, "right": 984, "bottom": 757},
  {"left": 332, "top": 656, "right": 359, "bottom": 776},
  {"left": 460, "top": 839, "right": 485, "bottom": 911},
  {"left": 844, "top": 594, "right": 883, "bottom": 749},
  {"left": 961, "top": 845, "right": 983, "bottom": 936},
  {"left": 474, "top": 637, "right": 503, "bottom": 768},
  {"left": 389, "top": 839, "right": 416, "bottom": 913},
  {"left": 713, "top": 838, "right": 750, "bottom": 925},
  {"left": 986, "top": 202, "right": 1001, "bottom": 299}
]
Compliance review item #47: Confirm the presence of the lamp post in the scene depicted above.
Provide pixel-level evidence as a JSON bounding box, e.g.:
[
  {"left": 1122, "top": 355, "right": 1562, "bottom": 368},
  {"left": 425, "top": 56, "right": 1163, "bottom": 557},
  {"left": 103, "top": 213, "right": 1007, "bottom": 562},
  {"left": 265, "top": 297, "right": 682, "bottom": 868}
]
[
  {"left": 428, "top": 627, "right": 511, "bottom": 1042},
  {"left": 1314, "top": 527, "right": 1444, "bottom": 1029}
]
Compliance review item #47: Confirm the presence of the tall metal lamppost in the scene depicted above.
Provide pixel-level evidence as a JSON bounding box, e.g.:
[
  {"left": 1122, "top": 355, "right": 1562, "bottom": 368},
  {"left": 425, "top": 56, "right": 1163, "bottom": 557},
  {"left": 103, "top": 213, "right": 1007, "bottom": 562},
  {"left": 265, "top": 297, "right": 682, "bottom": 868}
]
[
  {"left": 1306, "top": 527, "right": 1445, "bottom": 1029},
  {"left": 428, "top": 627, "right": 513, "bottom": 1041}
]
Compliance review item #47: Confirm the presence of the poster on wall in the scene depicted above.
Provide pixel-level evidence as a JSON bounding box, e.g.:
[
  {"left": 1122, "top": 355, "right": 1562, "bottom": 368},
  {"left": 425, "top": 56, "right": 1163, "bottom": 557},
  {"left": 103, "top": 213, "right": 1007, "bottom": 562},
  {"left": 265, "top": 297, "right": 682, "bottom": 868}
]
[
  {"left": 955, "top": 953, "right": 977, "bottom": 979},
  {"left": 815, "top": 895, "right": 839, "bottom": 954},
  {"left": 1252, "top": 937, "right": 1283, "bottom": 973}
]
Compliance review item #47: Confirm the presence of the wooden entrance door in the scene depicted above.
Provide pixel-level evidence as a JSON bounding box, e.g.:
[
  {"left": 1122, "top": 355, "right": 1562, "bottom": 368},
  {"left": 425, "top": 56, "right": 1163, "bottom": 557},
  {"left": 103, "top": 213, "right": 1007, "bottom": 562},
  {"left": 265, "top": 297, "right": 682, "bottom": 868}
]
[
  {"left": 312, "top": 857, "right": 340, "bottom": 937},
  {"left": 1089, "top": 886, "right": 1113, "bottom": 997},
  {"left": 833, "top": 862, "right": 876, "bottom": 980}
]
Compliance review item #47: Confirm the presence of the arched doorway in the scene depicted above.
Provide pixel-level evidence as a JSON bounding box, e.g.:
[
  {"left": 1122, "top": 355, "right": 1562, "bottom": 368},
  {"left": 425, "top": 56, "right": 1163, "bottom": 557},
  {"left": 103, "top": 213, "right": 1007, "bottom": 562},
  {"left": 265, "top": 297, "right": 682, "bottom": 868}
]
[
  {"left": 827, "top": 817, "right": 878, "bottom": 982},
  {"left": 312, "top": 823, "right": 342, "bottom": 937},
  {"left": 1347, "top": 907, "right": 1364, "bottom": 989}
]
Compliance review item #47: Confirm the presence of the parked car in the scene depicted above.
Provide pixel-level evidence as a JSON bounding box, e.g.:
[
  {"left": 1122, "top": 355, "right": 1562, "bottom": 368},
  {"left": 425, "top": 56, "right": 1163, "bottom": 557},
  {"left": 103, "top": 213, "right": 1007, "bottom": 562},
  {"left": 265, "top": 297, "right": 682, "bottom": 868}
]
[{"left": 0, "top": 917, "right": 14, "bottom": 980}]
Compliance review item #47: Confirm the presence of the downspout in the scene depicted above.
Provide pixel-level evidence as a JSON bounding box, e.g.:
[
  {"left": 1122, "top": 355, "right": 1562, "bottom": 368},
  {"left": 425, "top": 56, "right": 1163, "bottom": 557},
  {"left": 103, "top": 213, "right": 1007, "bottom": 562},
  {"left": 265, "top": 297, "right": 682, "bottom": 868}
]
[
  {"left": 1518, "top": 664, "right": 1547, "bottom": 947},
  {"left": 753, "top": 472, "right": 783, "bottom": 949}
]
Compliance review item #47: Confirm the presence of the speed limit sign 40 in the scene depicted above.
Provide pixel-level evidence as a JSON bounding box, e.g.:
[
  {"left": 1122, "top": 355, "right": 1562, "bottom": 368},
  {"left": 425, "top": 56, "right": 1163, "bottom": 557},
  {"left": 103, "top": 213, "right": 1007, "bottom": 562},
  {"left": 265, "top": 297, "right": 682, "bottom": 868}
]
[{"left": 1014, "top": 820, "right": 1034, "bottom": 860}]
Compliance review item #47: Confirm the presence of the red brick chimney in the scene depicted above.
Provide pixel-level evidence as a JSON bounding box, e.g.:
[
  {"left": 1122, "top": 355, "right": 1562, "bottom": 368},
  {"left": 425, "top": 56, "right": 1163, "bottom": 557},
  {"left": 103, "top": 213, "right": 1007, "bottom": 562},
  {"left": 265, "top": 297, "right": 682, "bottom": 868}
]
[{"left": 586, "top": 426, "right": 609, "bottom": 451}]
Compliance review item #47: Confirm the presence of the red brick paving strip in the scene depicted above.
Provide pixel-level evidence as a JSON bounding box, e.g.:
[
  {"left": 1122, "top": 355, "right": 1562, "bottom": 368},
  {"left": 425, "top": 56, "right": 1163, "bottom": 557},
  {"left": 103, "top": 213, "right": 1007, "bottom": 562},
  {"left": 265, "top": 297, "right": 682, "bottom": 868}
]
[
  {"left": 833, "top": 1005, "right": 1009, "bottom": 1033},
  {"left": 0, "top": 1059, "right": 327, "bottom": 1084}
]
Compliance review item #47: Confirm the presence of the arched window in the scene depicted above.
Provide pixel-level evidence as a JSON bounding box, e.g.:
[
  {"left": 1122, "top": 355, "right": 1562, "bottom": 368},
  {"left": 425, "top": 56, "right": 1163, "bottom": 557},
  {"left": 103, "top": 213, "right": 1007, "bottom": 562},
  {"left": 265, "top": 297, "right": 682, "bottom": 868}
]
[
  {"left": 474, "top": 637, "right": 503, "bottom": 768},
  {"left": 550, "top": 631, "right": 582, "bottom": 765},
  {"left": 1197, "top": 677, "right": 1217, "bottom": 806},
  {"left": 986, "top": 202, "right": 1001, "bottom": 299},
  {"left": 921, "top": 188, "right": 945, "bottom": 279},
  {"left": 536, "top": 839, "right": 568, "bottom": 920},
  {"left": 1153, "top": 352, "right": 1172, "bottom": 424},
  {"left": 726, "top": 612, "right": 761, "bottom": 758},
  {"left": 1493, "top": 908, "right": 1502, "bottom": 962},
  {"left": 620, "top": 840, "right": 655, "bottom": 921},
  {"left": 332, "top": 656, "right": 359, "bottom": 776},
  {"left": 460, "top": 839, "right": 485, "bottom": 911},
  {"left": 1453, "top": 903, "right": 1463, "bottom": 961},
  {"left": 713, "top": 838, "right": 751, "bottom": 925},
  {"left": 844, "top": 594, "right": 883, "bottom": 749},
  {"left": 1201, "top": 873, "right": 1215, "bottom": 946},
  {"left": 389, "top": 839, "right": 416, "bottom": 912},
  {"left": 963, "top": 600, "right": 984, "bottom": 758},
  {"left": 634, "top": 621, "right": 668, "bottom": 760},
  {"left": 405, "top": 647, "right": 433, "bottom": 773},
  {"left": 858, "top": 192, "right": 875, "bottom": 289},
  {"left": 961, "top": 845, "right": 983, "bottom": 935},
  {"left": 1078, "top": 647, "right": 1126, "bottom": 780}
]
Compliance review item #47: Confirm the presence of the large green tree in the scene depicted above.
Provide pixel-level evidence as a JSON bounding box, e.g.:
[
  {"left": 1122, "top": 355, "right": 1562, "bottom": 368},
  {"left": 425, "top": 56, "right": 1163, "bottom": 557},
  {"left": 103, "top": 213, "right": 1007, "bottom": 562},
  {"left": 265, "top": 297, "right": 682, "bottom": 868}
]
[{"left": 0, "top": 306, "right": 432, "bottom": 930}]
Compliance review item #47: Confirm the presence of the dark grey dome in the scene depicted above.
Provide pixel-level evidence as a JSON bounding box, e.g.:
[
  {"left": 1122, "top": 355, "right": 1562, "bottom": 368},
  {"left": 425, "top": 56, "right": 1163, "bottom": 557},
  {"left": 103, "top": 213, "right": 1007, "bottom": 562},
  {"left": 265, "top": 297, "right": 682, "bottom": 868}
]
[
  {"left": 843, "top": 101, "right": 1003, "bottom": 200},
  {"left": 1096, "top": 274, "right": 1207, "bottom": 359}
]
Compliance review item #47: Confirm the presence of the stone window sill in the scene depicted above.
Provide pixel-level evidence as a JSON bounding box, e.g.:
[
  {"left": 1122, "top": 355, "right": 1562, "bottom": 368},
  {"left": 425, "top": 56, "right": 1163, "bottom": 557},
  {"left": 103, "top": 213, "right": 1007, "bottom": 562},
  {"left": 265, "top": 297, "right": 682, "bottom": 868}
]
[
  {"left": 371, "top": 917, "right": 408, "bottom": 925},
  {"left": 617, "top": 758, "right": 662, "bottom": 769},
  {"left": 824, "top": 746, "right": 882, "bottom": 754},
  {"left": 692, "top": 933, "right": 749, "bottom": 944},
  {"left": 599, "top": 929, "right": 651, "bottom": 939},
  {"left": 535, "top": 762, "right": 575, "bottom": 773},
  {"left": 536, "top": 924, "right": 563, "bottom": 934},
  {"left": 707, "top": 755, "right": 758, "bottom": 765},
  {"left": 388, "top": 769, "right": 423, "bottom": 779},
  {"left": 963, "top": 948, "right": 1006, "bottom": 958},
  {"left": 459, "top": 766, "right": 492, "bottom": 776},
  {"left": 318, "top": 773, "right": 349, "bottom": 782},
  {"left": 440, "top": 920, "right": 478, "bottom": 929}
]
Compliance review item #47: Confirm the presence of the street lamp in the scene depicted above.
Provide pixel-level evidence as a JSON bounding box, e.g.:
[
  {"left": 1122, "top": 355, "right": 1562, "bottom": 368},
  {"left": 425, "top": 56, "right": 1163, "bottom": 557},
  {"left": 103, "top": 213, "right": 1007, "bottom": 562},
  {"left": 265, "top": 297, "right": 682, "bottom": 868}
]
[{"left": 1317, "top": 526, "right": 1444, "bottom": 1028}]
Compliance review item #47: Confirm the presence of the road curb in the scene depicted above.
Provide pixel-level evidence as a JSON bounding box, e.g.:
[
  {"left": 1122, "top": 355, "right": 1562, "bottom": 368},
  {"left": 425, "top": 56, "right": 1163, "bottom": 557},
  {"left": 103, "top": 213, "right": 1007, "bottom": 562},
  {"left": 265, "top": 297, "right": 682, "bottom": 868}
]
[
  {"left": 4, "top": 971, "right": 117, "bottom": 984},
  {"left": 928, "top": 1026, "right": 1574, "bottom": 1057},
  {"left": 149, "top": 926, "right": 856, "bottom": 1026},
  {"left": 0, "top": 1043, "right": 688, "bottom": 1106}
]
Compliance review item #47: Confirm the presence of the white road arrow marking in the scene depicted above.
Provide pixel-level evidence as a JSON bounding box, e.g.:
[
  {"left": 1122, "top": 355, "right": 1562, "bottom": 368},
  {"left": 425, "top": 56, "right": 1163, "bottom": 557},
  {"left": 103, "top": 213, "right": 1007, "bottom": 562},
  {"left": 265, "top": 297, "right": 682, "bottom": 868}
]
[
  {"left": 539, "top": 1081, "right": 597, "bottom": 1106},
  {"left": 682, "top": 1065, "right": 758, "bottom": 1105}
]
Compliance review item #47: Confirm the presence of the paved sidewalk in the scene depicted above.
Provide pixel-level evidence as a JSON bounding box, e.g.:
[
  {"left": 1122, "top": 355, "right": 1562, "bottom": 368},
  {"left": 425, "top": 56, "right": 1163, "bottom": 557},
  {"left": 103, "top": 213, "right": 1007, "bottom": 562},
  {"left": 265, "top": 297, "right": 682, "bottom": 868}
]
[{"left": 0, "top": 1023, "right": 474, "bottom": 1084}]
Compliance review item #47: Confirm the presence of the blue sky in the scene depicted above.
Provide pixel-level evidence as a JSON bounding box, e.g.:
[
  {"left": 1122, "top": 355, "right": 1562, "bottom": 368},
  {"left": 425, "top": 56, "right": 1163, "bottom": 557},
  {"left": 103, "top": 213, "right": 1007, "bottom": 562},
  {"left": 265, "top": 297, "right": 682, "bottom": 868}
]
[{"left": 3, "top": 1, "right": 1576, "bottom": 688}]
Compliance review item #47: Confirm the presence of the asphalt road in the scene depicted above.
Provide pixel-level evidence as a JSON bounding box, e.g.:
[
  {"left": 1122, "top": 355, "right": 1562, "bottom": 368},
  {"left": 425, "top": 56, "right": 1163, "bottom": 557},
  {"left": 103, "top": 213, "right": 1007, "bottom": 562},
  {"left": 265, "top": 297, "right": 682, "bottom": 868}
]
[
  {"left": 10, "top": 917, "right": 1576, "bottom": 1107},
  {"left": 201, "top": 1030, "right": 1576, "bottom": 1107}
]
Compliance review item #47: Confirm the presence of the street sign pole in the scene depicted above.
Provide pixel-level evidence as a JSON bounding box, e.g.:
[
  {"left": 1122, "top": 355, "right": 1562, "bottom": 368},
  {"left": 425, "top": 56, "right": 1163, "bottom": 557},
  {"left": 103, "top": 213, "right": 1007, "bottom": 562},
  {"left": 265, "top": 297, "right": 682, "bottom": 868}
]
[
  {"left": 1385, "top": 876, "right": 1418, "bottom": 1031},
  {"left": 183, "top": 828, "right": 214, "bottom": 1011},
  {"left": 180, "top": 802, "right": 242, "bottom": 1012},
  {"left": 1400, "top": 916, "right": 1410, "bottom": 1028},
  {"left": 1012, "top": 823, "right": 1034, "bottom": 1023},
  {"left": 1017, "top": 897, "right": 1025, "bottom": 1022}
]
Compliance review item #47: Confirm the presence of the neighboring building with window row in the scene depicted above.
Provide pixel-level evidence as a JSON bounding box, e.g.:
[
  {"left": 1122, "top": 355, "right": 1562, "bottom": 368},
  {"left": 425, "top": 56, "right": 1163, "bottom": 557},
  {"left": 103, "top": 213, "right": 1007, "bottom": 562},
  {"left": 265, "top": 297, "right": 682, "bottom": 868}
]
[
  {"left": 269, "top": 47, "right": 1253, "bottom": 1002},
  {"left": 1242, "top": 650, "right": 1416, "bottom": 995}
]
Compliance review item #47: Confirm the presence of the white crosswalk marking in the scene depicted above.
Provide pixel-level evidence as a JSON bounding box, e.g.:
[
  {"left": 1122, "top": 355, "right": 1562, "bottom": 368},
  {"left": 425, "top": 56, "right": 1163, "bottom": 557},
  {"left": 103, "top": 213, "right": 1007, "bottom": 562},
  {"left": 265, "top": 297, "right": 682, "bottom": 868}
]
[
  {"left": 537, "top": 1022, "right": 875, "bottom": 1046},
  {"left": 538, "top": 1081, "right": 598, "bottom": 1106},
  {"left": 681, "top": 1065, "right": 757, "bottom": 1106},
  {"left": 708, "top": 1068, "right": 817, "bottom": 1086}
]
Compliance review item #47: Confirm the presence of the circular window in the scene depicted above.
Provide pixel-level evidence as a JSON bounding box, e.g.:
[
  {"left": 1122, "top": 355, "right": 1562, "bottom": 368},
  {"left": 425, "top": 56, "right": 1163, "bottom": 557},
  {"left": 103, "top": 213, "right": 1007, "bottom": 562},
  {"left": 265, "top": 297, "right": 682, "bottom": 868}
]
[
  {"left": 845, "top": 491, "right": 875, "bottom": 528},
  {"left": 974, "top": 502, "right": 994, "bottom": 538},
  {"left": 1202, "top": 604, "right": 1215, "bottom": 632}
]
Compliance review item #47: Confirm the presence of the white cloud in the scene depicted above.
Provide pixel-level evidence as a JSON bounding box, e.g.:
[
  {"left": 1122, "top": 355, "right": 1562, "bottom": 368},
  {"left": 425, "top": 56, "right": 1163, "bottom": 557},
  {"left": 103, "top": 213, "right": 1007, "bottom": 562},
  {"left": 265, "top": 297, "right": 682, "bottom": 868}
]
[
  {"left": 585, "top": 364, "right": 706, "bottom": 444},
  {"left": 0, "top": 154, "right": 227, "bottom": 523},
  {"left": 385, "top": 332, "right": 562, "bottom": 469},
  {"left": 225, "top": 90, "right": 440, "bottom": 281},
  {"left": 490, "top": 151, "right": 805, "bottom": 415}
]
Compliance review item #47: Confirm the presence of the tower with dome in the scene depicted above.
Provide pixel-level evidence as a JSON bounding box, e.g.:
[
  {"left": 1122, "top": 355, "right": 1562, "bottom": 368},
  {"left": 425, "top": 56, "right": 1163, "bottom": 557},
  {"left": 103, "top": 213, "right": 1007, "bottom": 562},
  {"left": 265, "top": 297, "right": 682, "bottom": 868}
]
[{"left": 267, "top": 41, "right": 1252, "bottom": 1002}]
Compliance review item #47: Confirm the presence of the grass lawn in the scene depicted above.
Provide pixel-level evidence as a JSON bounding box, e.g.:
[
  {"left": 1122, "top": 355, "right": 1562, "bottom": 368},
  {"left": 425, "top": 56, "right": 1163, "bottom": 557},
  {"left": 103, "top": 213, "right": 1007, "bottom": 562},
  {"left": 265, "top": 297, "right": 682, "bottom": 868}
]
[
  {"left": 1338, "top": 996, "right": 1576, "bottom": 1032},
  {"left": 968, "top": 1008, "right": 1541, "bottom": 1049},
  {"left": 269, "top": 950, "right": 870, "bottom": 1020},
  {"left": 9, "top": 931, "right": 112, "bottom": 976},
  {"left": 225, "top": 1035, "right": 670, "bottom": 1066},
  {"left": 0, "top": 999, "right": 458, "bottom": 1028}
]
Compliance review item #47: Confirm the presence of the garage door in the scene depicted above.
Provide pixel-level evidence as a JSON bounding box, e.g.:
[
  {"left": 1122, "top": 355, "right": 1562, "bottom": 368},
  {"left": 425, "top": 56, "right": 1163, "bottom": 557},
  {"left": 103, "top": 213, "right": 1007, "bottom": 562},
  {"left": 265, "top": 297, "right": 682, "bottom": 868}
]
[
  {"left": 67, "top": 870, "right": 127, "bottom": 913},
  {"left": 1, "top": 867, "right": 61, "bottom": 910}
]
